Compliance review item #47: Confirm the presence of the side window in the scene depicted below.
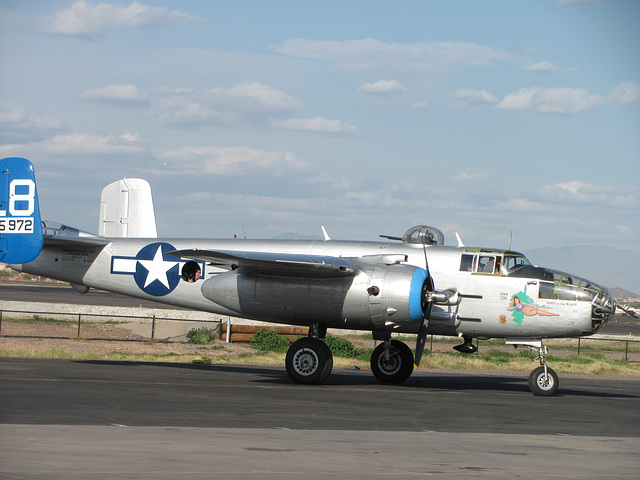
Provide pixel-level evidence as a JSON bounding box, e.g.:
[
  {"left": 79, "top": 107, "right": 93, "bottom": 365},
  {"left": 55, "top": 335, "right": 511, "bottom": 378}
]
[
  {"left": 478, "top": 256, "right": 494, "bottom": 273},
  {"left": 478, "top": 256, "right": 501, "bottom": 274},
  {"left": 460, "top": 254, "right": 474, "bottom": 272}
]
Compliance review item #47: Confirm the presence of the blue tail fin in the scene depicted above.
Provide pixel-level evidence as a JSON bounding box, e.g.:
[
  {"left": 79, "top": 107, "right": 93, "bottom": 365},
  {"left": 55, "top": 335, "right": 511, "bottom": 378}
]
[{"left": 0, "top": 157, "right": 43, "bottom": 264}]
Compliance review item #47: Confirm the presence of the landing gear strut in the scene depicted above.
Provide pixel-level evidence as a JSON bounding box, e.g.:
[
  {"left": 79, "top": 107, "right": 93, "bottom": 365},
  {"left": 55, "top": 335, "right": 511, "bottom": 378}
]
[
  {"left": 508, "top": 339, "right": 559, "bottom": 396},
  {"left": 285, "top": 324, "right": 333, "bottom": 385}
]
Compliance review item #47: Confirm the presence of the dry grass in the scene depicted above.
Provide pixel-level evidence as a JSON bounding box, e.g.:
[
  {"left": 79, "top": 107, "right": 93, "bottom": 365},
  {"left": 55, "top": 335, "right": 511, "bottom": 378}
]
[{"left": 1, "top": 335, "right": 638, "bottom": 376}]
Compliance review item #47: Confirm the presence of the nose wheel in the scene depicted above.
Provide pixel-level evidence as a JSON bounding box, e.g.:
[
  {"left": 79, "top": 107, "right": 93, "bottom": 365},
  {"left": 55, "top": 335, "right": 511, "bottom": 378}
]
[
  {"left": 529, "top": 365, "right": 558, "bottom": 396},
  {"left": 507, "top": 339, "right": 559, "bottom": 396},
  {"left": 526, "top": 342, "right": 558, "bottom": 396}
]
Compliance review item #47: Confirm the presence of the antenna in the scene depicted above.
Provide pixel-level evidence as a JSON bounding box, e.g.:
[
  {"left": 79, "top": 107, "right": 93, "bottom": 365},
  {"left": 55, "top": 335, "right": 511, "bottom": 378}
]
[
  {"left": 241, "top": 223, "right": 247, "bottom": 239},
  {"left": 508, "top": 230, "right": 512, "bottom": 250}
]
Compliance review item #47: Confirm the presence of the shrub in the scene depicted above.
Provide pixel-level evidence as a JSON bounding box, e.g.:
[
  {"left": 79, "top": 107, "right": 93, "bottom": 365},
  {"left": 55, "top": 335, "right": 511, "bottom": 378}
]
[
  {"left": 324, "top": 336, "right": 358, "bottom": 358},
  {"left": 186, "top": 327, "right": 216, "bottom": 345},
  {"left": 324, "top": 336, "right": 372, "bottom": 361},
  {"left": 251, "top": 328, "right": 291, "bottom": 352}
]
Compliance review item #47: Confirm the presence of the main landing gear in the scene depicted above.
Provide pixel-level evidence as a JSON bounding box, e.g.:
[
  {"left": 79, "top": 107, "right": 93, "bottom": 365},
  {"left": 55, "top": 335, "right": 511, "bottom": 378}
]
[
  {"left": 285, "top": 324, "right": 333, "bottom": 385},
  {"left": 508, "top": 339, "right": 559, "bottom": 396},
  {"left": 284, "top": 326, "right": 417, "bottom": 386},
  {"left": 370, "top": 339, "right": 414, "bottom": 384}
]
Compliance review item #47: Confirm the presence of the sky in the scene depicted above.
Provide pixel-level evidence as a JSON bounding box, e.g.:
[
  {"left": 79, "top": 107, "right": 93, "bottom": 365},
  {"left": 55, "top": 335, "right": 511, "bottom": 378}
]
[{"left": 1, "top": 0, "right": 638, "bottom": 258}]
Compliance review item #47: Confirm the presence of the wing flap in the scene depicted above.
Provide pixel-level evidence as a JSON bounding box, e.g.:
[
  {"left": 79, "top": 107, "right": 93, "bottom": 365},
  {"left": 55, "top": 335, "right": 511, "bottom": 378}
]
[{"left": 169, "top": 249, "right": 356, "bottom": 277}]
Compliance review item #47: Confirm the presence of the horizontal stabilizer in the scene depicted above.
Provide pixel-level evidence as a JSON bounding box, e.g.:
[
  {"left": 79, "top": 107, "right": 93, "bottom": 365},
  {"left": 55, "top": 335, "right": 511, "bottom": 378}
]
[
  {"left": 42, "top": 221, "right": 110, "bottom": 247},
  {"left": 169, "top": 248, "right": 356, "bottom": 277}
]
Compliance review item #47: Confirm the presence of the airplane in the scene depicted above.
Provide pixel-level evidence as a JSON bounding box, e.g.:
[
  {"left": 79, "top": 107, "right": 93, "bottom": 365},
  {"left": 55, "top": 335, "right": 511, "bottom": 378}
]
[{"left": 1, "top": 157, "right": 618, "bottom": 396}]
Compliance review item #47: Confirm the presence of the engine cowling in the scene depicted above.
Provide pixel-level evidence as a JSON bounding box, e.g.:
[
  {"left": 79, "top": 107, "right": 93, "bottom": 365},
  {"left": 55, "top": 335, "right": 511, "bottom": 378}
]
[{"left": 200, "top": 260, "right": 429, "bottom": 331}]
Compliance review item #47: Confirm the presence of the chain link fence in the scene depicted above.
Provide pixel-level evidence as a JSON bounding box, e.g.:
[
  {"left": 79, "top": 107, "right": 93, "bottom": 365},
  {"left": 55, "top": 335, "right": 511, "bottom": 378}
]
[{"left": 0, "top": 309, "right": 222, "bottom": 343}]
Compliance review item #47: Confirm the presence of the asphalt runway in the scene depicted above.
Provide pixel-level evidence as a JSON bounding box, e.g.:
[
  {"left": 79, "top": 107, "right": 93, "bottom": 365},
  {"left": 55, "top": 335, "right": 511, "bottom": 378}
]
[{"left": 1, "top": 358, "right": 639, "bottom": 479}]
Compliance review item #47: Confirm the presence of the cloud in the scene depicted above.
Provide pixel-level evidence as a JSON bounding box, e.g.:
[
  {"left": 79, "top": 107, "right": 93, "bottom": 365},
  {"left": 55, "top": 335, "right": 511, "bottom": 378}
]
[
  {"left": 498, "top": 87, "right": 602, "bottom": 114},
  {"left": 357, "top": 79, "right": 406, "bottom": 94},
  {"left": 531, "top": 181, "right": 639, "bottom": 211},
  {"left": 42, "top": 0, "right": 201, "bottom": 39},
  {"left": 452, "top": 169, "right": 490, "bottom": 182},
  {"left": 455, "top": 89, "right": 498, "bottom": 106},
  {"left": 410, "top": 101, "right": 430, "bottom": 108},
  {"left": 273, "top": 38, "right": 512, "bottom": 70},
  {"left": 609, "top": 82, "right": 640, "bottom": 106},
  {"left": 0, "top": 132, "right": 149, "bottom": 158},
  {"left": 156, "top": 82, "right": 305, "bottom": 128},
  {"left": 271, "top": 117, "right": 361, "bottom": 135},
  {"left": 158, "top": 146, "right": 311, "bottom": 176},
  {"left": 80, "top": 84, "right": 149, "bottom": 107},
  {"left": 0, "top": 104, "right": 64, "bottom": 133},
  {"left": 523, "top": 62, "right": 560, "bottom": 73}
]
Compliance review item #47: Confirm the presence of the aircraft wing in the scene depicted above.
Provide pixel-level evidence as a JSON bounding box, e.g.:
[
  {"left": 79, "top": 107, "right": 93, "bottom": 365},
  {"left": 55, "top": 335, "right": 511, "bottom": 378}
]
[{"left": 169, "top": 249, "right": 357, "bottom": 277}]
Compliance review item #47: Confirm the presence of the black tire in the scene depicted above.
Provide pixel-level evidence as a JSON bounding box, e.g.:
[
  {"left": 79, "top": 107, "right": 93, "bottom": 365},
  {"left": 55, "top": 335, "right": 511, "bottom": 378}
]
[
  {"left": 370, "top": 339, "right": 414, "bottom": 384},
  {"left": 528, "top": 366, "right": 559, "bottom": 396},
  {"left": 285, "top": 337, "right": 333, "bottom": 385}
]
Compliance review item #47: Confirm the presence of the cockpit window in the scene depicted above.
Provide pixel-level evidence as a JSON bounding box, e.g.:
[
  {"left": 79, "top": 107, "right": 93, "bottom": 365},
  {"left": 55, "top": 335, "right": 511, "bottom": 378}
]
[
  {"left": 460, "top": 253, "right": 502, "bottom": 274},
  {"left": 460, "top": 254, "right": 474, "bottom": 272},
  {"left": 479, "top": 256, "right": 498, "bottom": 274},
  {"left": 503, "top": 253, "right": 531, "bottom": 273}
]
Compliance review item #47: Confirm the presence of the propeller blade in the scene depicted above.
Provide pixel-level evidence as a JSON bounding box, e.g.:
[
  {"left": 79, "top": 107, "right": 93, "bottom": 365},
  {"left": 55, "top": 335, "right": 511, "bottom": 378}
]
[
  {"left": 414, "top": 319, "right": 429, "bottom": 368},
  {"left": 616, "top": 304, "right": 638, "bottom": 319}
]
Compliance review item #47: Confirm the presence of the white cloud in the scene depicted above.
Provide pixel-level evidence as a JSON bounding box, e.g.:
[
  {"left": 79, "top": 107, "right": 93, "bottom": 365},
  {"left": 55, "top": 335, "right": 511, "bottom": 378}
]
[
  {"left": 498, "top": 87, "right": 602, "bottom": 114},
  {"left": 156, "top": 82, "right": 305, "bottom": 128},
  {"left": 0, "top": 105, "right": 64, "bottom": 132},
  {"left": 533, "top": 181, "right": 639, "bottom": 210},
  {"left": 455, "top": 89, "right": 498, "bottom": 106},
  {"left": 273, "top": 38, "right": 512, "bottom": 70},
  {"left": 358, "top": 79, "right": 406, "bottom": 94},
  {"left": 81, "top": 84, "right": 149, "bottom": 107},
  {"left": 538, "top": 88, "right": 602, "bottom": 114},
  {"left": 271, "top": 117, "right": 361, "bottom": 135},
  {"left": 452, "top": 169, "right": 490, "bottom": 182},
  {"left": 0, "top": 132, "right": 148, "bottom": 158},
  {"left": 609, "top": 82, "right": 640, "bottom": 106},
  {"left": 523, "top": 62, "right": 560, "bottom": 73},
  {"left": 158, "top": 146, "right": 310, "bottom": 176},
  {"left": 410, "top": 101, "right": 430, "bottom": 108},
  {"left": 43, "top": 0, "right": 201, "bottom": 38},
  {"left": 497, "top": 88, "right": 538, "bottom": 110}
]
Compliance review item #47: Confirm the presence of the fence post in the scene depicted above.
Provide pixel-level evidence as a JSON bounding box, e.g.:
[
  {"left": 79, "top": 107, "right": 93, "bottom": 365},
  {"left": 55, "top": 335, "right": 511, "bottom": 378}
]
[
  {"left": 625, "top": 341, "right": 629, "bottom": 362},
  {"left": 151, "top": 314, "right": 156, "bottom": 340},
  {"left": 0, "top": 310, "right": 3, "bottom": 335},
  {"left": 77, "top": 314, "right": 81, "bottom": 339},
  {"left": 578, "top": 338, "right": 581, "bottom": 356},
  {"left": 226, "top": 318, "right": 231, "bottom": 343}
]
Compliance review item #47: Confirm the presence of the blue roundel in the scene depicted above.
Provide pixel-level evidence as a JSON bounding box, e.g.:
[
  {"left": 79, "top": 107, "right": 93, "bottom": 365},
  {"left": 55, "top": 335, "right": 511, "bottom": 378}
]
[{"left": 133, "top": 242, "right": 181, "bottom": 296}]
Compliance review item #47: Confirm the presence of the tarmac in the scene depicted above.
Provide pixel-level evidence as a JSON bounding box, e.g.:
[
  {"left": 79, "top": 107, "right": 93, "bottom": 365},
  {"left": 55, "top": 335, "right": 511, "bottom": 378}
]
[{"left": 1, "top": 282, "right": 639, "bottom": 479}]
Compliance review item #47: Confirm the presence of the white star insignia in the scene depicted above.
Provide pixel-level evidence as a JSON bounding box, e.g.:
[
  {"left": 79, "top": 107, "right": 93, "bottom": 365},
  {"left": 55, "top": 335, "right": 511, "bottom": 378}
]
[{"left": 138, "top": 246, "right": 177, "bottom": 289}]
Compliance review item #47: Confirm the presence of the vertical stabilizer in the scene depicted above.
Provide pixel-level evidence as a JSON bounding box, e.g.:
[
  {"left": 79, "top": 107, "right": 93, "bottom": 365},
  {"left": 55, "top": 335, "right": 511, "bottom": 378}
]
[
  {"left": 99, "top": 178, "right": 157, "bottom": 238},
  {"left": 0, "top": 157, "right": 43, "bottom": 264}
]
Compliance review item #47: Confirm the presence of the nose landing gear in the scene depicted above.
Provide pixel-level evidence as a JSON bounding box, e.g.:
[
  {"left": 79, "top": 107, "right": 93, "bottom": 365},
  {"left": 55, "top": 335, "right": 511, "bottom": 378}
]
[{"left": 507, "top": 339, "right": 559, "bottom": 396}]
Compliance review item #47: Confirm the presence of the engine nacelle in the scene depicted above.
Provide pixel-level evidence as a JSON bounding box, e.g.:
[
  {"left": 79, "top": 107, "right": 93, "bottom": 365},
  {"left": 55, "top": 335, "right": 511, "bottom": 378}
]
[{"left": 200, "top": 261, "right": 429, "bottom": 331}]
